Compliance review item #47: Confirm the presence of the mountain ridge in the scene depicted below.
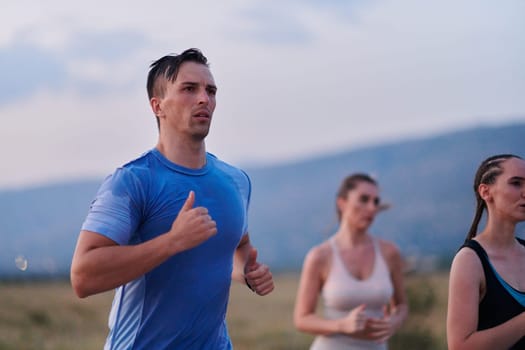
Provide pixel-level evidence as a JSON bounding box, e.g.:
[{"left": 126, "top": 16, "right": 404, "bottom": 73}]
[{"left": 1, "top": 122, "right": 524, "bottom": 277}]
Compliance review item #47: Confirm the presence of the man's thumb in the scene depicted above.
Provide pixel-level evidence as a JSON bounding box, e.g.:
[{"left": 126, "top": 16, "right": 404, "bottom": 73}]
[
  {"left": 382, "top": 304, "right": 390, "bottom": 317},
  {"left": 247, "top": 247, "right": 258, "bottom": 268},
  {"left": 180, "top": 191, "right": 195, "bottom": 212},
  {"left": 357, "top": 304, "right": 367, "bottom": 312}
]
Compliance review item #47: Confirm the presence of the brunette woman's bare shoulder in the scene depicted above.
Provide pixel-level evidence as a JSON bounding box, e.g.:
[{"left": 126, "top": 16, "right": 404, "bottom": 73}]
[
  {"left": 377, "top": 238, "right": 401, "bottom": 259},
  {"left": 305, "top": 240, "right": 332, "bottom": 264},
  {"left": 302, "top": 239, "right": 333, "bottom": 282}
]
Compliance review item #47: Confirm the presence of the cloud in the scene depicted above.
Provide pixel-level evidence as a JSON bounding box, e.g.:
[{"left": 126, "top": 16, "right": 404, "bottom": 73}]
[
  {"left": 67, "top": 30, "right": 147, "bottom": 61},
  {"left": 233, "top": 7, "right": 313, "bottom": 45},
  {"left": 0, "top": 28, "right": 147, "bottom": 106},
  {"left": 0, "top": 44, "right": 68, "bottom": 104},
  {"left": 289, "top": 0, "right": 373, "bottom": 19},
  {"left": 63, "top": 29, "right": 148, "bottom": 95},
  {"left": 228, "top": 0, "right": 374, "bottom": 46}
]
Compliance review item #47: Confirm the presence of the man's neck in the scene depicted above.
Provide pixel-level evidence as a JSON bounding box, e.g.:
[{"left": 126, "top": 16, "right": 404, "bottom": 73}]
[{"left": 156, "top": 137, "right": 207, "bottom": 169}]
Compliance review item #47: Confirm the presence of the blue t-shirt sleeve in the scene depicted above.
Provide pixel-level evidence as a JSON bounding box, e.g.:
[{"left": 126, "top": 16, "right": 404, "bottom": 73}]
[{"left": 81, "top": 168, "right": 142, "bottom": 245}]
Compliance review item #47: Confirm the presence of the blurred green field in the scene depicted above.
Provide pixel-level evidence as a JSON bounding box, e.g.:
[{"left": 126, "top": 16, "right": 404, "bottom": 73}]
[{"left": 0, "top": 272, "right": 448, "bottom": 349}]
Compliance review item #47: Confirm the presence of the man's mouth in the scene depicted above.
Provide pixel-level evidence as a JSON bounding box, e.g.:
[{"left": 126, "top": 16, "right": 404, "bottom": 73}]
[{"left": 193, "top": 111, "right": 210, "bottom": 120}]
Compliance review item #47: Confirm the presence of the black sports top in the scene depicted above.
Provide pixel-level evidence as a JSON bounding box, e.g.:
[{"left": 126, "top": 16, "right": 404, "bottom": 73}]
[{"left": 461, "top": 238, "right": 525, "bottom": 349}]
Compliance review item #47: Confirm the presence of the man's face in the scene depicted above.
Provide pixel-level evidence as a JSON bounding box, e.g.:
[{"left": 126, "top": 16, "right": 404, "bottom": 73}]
[{"left": 153, "top": 61, "right": 217, "bottom": 141}]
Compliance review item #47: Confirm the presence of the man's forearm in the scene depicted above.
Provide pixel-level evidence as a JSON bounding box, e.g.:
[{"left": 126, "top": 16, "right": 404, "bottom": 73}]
[{"left": 71, "top": 232, "right": 175, "bottom": 297}]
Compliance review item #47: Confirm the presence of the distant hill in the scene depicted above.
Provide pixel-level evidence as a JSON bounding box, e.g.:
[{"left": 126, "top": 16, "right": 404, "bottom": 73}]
[
  {"left": 1, "top": 122, "right": 524, "bottom": 277},
  {"left": 247, "top": 122, "right": 525, "bottom": 270}
]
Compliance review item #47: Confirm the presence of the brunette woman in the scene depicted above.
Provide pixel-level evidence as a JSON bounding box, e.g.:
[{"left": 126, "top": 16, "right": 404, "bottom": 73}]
[{"left": 294, "top": 173, "right": 407, "bottom": 349}]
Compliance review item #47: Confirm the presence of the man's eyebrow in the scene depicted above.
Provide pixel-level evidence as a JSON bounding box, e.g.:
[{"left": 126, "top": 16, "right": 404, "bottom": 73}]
[
  {"left": 509, "top": 176, "right": 525, "bottom": 181},
  {"left": 179, "top": 81, "right": 217, "bottom": 90}
]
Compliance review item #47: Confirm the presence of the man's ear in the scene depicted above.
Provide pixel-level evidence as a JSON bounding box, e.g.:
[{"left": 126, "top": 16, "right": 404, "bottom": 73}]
[{"left": 150, "top": 97, "right": 163, "bottom": 118}]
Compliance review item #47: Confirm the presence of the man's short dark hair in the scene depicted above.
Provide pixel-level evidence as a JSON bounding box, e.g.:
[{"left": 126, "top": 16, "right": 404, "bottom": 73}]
[{"left": 147, "top": 48, "right": 209, "bottom": 100}]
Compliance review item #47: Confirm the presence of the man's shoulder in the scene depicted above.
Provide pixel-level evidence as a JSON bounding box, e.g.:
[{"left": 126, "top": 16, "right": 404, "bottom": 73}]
[
  {"left": 208, "top": 153, "right": 248, "bottom": 176},
  {"left": 120, "top": 149, "right": 156, "bottom": 170},
  {"left": 102, "top": 150, "right": 156, "bottom": 189},
  {"left": 111, "top": 149, "right": 164, "bottom": 181}
]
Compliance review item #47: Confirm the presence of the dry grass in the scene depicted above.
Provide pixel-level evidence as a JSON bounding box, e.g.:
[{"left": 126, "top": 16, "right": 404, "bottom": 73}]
[
  {"left": 227, "top": 273, "right": 314, "bottom": 350},
  {"left": 228, "top": 272, "right": 449, "bottom": 350},
  {"left": 0, "top": 280, "right": 112, "bottom": 350},
  {"left": 0, "top": 273, "right": 449, "bottom": 349},
  {"left": 393, "top": 272, "right": 449, "bottom": 350}
]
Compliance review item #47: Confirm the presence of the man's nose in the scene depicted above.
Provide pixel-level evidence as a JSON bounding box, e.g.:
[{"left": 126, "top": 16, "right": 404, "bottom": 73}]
[{"left": 198, "top": 89, "right": 210, "bottom": 104}]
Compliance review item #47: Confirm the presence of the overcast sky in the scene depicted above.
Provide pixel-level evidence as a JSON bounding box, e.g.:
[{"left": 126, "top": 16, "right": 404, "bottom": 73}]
[{"left": 1, "top": 0, "right": 524, "bottom": 189}]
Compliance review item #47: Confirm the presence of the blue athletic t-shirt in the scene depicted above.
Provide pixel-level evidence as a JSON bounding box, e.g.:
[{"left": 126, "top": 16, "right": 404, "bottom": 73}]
[{"left": 81, "top": 148, "right": 251, "bottom": 350}]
